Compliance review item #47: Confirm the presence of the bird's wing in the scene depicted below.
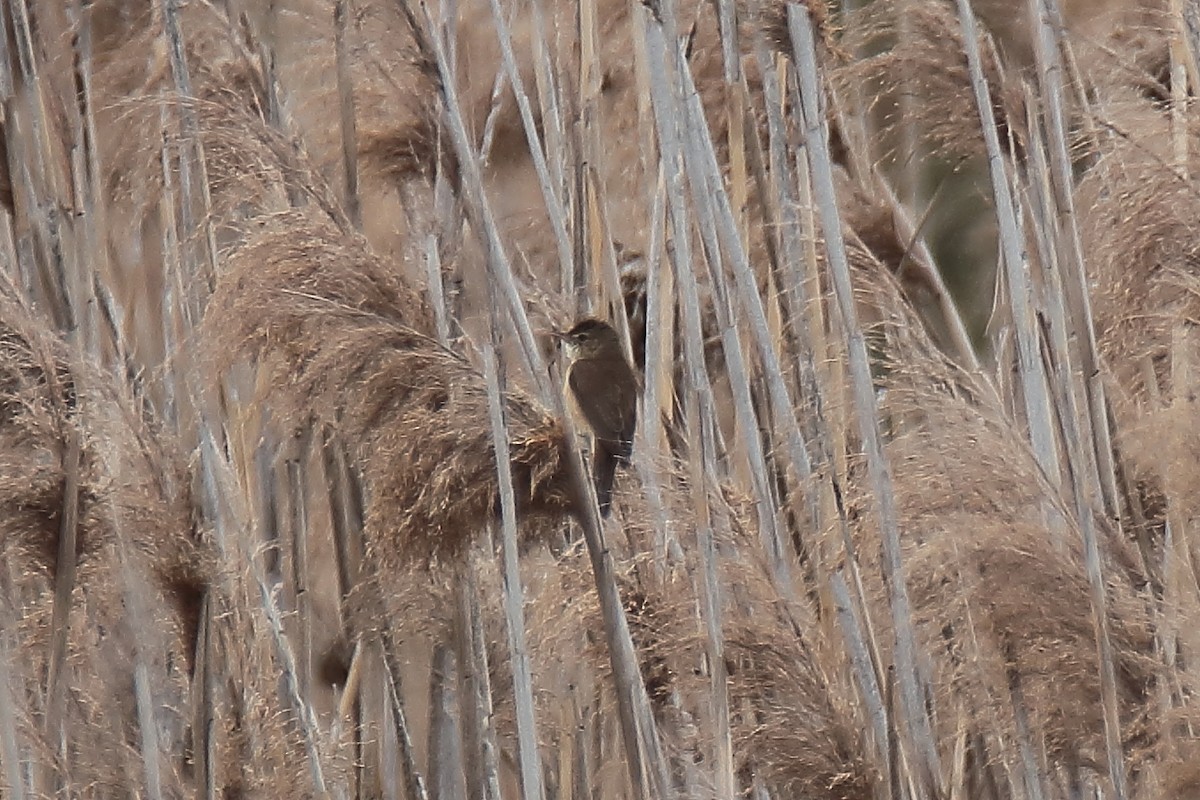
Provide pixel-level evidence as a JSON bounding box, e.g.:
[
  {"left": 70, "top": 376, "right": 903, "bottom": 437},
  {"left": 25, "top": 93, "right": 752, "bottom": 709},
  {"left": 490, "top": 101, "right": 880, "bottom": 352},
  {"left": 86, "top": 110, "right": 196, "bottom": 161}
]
[{"left": 568, "top": 357, "right": 638, "bottom": 459}]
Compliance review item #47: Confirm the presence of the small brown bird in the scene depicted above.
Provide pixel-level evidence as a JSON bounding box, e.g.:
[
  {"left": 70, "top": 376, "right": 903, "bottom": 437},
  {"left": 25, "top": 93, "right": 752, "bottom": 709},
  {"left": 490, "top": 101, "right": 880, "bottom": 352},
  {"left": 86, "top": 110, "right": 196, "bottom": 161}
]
[{"left": 557, "top": 318, "right": 639, "bottom": 516}]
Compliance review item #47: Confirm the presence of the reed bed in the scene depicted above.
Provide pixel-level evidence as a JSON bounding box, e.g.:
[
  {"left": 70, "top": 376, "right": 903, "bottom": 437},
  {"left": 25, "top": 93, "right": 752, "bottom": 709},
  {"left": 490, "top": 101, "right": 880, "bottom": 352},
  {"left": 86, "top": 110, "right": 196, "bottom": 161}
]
[{"left": 1, "top": 0, "right": 1199, "bottom": 798}]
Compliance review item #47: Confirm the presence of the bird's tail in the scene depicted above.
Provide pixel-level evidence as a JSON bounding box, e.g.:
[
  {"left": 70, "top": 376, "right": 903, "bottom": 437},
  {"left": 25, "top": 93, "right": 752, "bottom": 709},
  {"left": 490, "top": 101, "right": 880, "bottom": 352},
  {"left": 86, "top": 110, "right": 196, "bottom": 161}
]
[{"left": 593, "top": 442, "right": 619, "bottom": 517}]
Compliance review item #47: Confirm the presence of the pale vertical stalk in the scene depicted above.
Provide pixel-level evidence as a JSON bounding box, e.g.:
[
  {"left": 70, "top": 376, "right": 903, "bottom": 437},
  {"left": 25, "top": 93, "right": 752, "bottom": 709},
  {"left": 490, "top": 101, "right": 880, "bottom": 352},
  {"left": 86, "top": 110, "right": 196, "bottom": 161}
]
[
  {"left": 754, "top": 41, "right": 824, "bottom": 530},
  {"left": 451, "top": 582, "right": 484, "bottom": 800},
  {"left": 428, "top": 645, "right": 465, "bottom": 800},
  {"left": 376, "top": 622, "right": 429, "bottom": 800},
  {"left": 645, "top": 1, "right": 803, "bottom": 595},
  {"left": 788, "top": 7, "right": 942, "bottom": 799},
  {"left": 686, "top": 398, "right": 735, "bottom": 800},
  {"left": 0, "top": 637, "right": 24, "bottom": 800},
  {"left": 396, "top": 0, "right": 549, "bottom": 398},
  {"left": 480, "top": 334, "right": 545, "bottom": 800},
  {"left": 288, "top": 456, "right": 313, "bottom": 702},
  {"left": 382, "top": 674, "right": 401, "bottom": 800},
  {"left": 1023, "top": 96, "right": 1072, "bottom": 403},
  {"left": 479, "top": 69, "right": 510, "bottom": 161},
  {"left": 425, "top": 234, "right": 452, "bottom": 347},
  {"left": 631, "top": 2, "right": 661, "bottom": 291},
  {"left": 585, "top": 166, "right": 636, "bottom": 354},
  {"left": 455, "top": 564, "right": 503, "bottom": 800},
  {"left": 427, "top": 254, "right": 488, "bottom": 800},
  {"left": 9, "top": 0, "right": 72, "bottom": 326},
  {"left": 830, "top": 572, "right": 889, "bottom": 775},
  {"left": 1008, "top": 679, "right": 1048, "bottom": 800},
  {"left": 649, "top": 248, "right": 677, "bottom": 458},
  {"left": 572, "top": 692, "right": 594, "bottom": 800},
  {"left": 756, "top": 37, "right": 889, "bottom": 728},
  {"left": 952, "top": 0, "right": 1060, "bottom": 491},
  {"left": 584, "top": 170, "right": 604, "bottom": 310},
  {"left": 678, "top": 64, "right": 820, "bottom": 573},
  {"left": 113, "top": 529, "right": 166, "bottom": 800},
  {"left": 625, "top": 2, "right": 694, "bottom": 572},
  {"left": 323, "top": 438, "right": 363, "bottom": 614},
  {"left": 334, "top": 0, "right": 361, "bottom": 228},
  {"left": 1020, "top": 8, "right": 1129, "bottom": 793},
  {"left": 304, "top": 458, "right": 394, "bottom": 800},
  {"left": 255, "top": 538, "right": 331, "bottom": 797},
  {"left": 668, "top": 92, "right": 781, "bottom": 569},
  {"left": 633, "top": 171, "right": 676, "bottom": 565},
  {"left": 528, "top": 0, "right": 566, "bottom": 216},
  {"left": 160, "top": 0, "right": 204, "bottom": 311},
  {"left": 1035, "top": 0, "right": 1120, "bottom": 518},
  {"left": 198, "top": 386, "right": 331, "bottom": 796},
  {"left": 484, "top": 0, "right": 573, "bottom": 281},
  {"left": 1171, "top": 0, "right": 1190, "bottom": 175},
  {"left": 1184, "top": 1, "right": 1200, "bottom": 90},
  {"left": 716, "top": 0, "right": 749, "bottom": 249},
  {"left": 643, "top": 13, "right": 800, "bottom": 792},
  {"left": 577, "top": 0, "right": 601, "bottom": 304},
  {"left": 194, "top": 596, "right": 217, "bottom": 800},
  {"left": 555, "top": 350, "right": 672, "bottom": 800},
  {"left": 43, "top": 426, "right": 81, "bottom": 793},
  {"left": 68, "top": 0, "right": 105, "bottom": 362},
  {"left": 640, "top": 19, "right": 710, "bottom": 433},
  {"left": 1042, "top": 338, "right": 1129, "bottom": 800}
]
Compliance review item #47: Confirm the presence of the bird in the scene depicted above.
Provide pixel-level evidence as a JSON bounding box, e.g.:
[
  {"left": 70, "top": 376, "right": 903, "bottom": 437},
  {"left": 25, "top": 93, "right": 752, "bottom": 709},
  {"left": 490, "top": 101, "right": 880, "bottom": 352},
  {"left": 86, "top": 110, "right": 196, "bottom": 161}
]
[{"left": 556, "top": 317, "right": 639, "bottom": 516}]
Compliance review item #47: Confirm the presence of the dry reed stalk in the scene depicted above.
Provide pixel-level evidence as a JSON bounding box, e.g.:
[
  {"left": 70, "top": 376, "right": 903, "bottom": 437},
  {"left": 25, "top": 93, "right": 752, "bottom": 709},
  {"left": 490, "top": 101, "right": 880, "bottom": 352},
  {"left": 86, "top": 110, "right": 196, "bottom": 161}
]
[
  {"left": 1030, "top": 0, "right": 1122, "bottom": 520},
  {"left": 334, "top": 0, "right": 362, "bottom": 229},
  {"left": 481, "top": 331, "right": 547, "bottom": 800}
]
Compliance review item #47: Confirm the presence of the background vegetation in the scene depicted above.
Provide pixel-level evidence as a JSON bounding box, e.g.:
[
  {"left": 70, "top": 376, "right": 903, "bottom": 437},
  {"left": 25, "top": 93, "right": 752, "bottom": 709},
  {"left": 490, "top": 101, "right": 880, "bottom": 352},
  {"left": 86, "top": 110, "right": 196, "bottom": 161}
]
[{"left": 0, "top": 0, "right": 1196, "bottom": 798}]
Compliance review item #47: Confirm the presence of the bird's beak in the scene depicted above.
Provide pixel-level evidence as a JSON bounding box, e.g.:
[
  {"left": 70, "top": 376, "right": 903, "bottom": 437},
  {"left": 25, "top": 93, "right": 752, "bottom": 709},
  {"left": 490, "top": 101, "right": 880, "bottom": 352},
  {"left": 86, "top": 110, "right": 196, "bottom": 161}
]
[{"left": 548, "top": 329, "right": 569, "bottom": 342}]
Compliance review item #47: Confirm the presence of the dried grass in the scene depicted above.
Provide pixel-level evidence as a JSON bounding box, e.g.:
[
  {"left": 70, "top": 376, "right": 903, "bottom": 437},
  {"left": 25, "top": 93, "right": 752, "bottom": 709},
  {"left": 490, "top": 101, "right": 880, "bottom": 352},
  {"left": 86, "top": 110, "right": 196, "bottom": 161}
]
[
  {"left": 1080, "top": 138, "right": 1200, "bottom": 406},
  {"left": 835, "top": 0, "right": 1023, "bottom": 163},
  {"left": 498, "top": 481, "right": 875, "bottom": 800},
  {"left": 5, "top": 1, "right": 1199, "bottom": 798},
  {"left": 205, "top": 210, "right": 575, "bottom": 566},
  {"left": 0, "top": 282, "right": 207, "bottom": 642},
  {"left": 0, "top": 280, "right": 208, "bottom": 787}
]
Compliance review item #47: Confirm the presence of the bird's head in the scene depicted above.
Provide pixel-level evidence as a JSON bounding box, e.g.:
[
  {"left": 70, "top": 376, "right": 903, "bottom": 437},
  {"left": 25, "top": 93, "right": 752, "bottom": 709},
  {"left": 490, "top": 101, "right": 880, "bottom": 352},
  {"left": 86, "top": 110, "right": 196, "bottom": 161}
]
[{"left": 556, "top": 317, "right": 623, "bottom": 361}]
